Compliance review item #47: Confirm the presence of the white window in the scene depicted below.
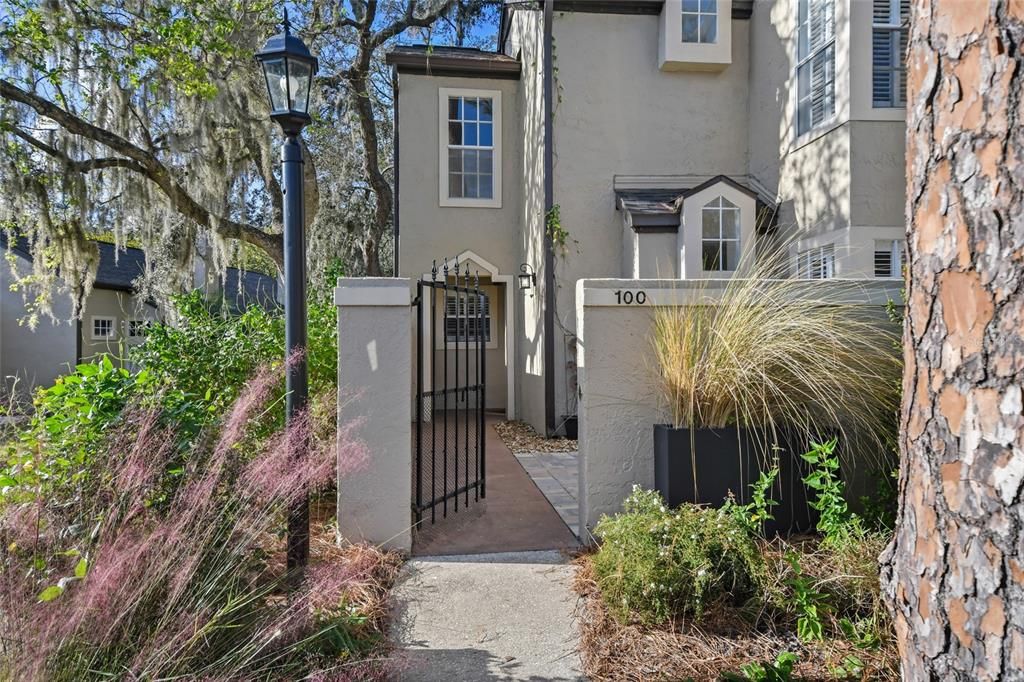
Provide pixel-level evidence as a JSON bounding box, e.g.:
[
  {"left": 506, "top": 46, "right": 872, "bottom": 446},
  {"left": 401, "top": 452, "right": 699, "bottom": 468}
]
[
  {"left": 797, "top": 244, "right": 836, "bottom": 279},
  {"left": 126, "top": 319, "right": 150, "bottom": 338},
  {"left": 682, "top": 0, "right": 717, "bottom": 44},
  {"left": 796, "top": 0, "right": 835, "bottom": 136},
  {"left": 701, "top": 197, "right": 740, "bottom": 272},
  {"left": 445, "top": 294, "right": 491, "bottom": 344},
  {"left": 91, "top": 316, "right": 116, "bottom": 340},
  {"left": 874, "top": 239, "right": 905, "bottom": 277},
  {"left": 872, "top": 0, "right": 909, "bottom": 108},
  {"left": 439, "top": 88, "right": 502, "bottom": 208}
]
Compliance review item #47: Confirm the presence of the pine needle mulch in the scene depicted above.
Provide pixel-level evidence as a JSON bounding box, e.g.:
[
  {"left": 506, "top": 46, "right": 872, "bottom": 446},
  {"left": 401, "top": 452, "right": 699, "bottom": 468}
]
[{"left": 572, "top": 553, "right": 899, "bottom": 681}]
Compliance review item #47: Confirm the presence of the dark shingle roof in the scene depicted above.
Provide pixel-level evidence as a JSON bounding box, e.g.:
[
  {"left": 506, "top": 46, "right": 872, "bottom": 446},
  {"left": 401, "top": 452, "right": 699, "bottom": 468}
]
[
  {"left": 616, "top": 189, "right": 685, "bottom": 215},
  {"left": 387, "top": 45, "right": 521, "bottom": 79},
  {"left": 95, "top": 241, "right": 148, "bottom": 291},
  {"left": 222, "top": 268, "right": 279, "bottom": 313},
  {"left": 615, "top": 175, "right": 774, "bottom": 215}
]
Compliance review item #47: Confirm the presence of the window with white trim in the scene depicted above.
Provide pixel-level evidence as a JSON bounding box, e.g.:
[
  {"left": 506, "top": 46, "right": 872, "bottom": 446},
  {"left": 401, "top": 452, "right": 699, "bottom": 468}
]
[
  {"left": 439, "top": 89, "right": 501, "bottom": 207},
  {"left": 873, "top": 239, "right": 905, "bottom": 277},
  {"left": 445, "top": 294, "right": 491, "bottom": 343},
  {"left": 797, "top": 244, "right": 836, "bottom": 279},
  {"left": 796, "top": 0, "right": 835, "bottom": 136},
  {"left": 701, "top": 196, "right": 740, "bottom": 272},
  {"left": 91, "top": 316, "right": 116, "bottom": 340},
  {"left": 126, "top": 319, "right": 150, "bottom": 338},
  {"left": 872, "top": 0, "right": 909, "bottom": 108},
  {"left": 682, "top": 0, "right": 717, "bottom": 44}
]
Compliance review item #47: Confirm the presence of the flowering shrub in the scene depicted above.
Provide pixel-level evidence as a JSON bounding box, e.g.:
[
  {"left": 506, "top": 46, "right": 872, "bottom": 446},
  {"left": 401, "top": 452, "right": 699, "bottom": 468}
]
[
  {"left": 592, "top": 487, "right": 766, "bottom": 625},
  {"left": 0, "top": 362, "right": 373, "bottom": 680}
]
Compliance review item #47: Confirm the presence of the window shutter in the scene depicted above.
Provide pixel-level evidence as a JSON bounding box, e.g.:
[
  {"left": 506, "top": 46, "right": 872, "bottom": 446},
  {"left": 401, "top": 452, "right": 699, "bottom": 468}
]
[
  {"left": 874, "top": 248, "right": 893, "bottom": 277},
  {"left": 797, "top": 0, "right": 835, "bottom": 134},
  {"left": 872, "top": 0, "right": 908, "bottom": 107}
]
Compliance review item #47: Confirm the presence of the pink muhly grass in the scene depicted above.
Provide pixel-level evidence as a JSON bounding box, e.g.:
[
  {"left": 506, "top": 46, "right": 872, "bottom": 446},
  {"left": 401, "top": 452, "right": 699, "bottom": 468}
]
[{"left": 1, "top": 359, "right": 386, "bottom": 681}]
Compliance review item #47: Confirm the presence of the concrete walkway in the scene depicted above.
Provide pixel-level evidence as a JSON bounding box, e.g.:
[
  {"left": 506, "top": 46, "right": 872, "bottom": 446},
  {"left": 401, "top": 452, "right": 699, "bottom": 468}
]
[{"left": 391, "top": 551, "right": 586, "bottom": 681}]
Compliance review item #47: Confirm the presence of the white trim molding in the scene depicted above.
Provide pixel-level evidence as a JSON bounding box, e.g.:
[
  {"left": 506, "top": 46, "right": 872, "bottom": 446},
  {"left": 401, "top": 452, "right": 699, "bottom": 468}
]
[
  {"left": 421, "top": 249, "right": 516, "bottom": 420},
  {"left": 438, "top": 87, "right": 503, "bottom": 209},
  {"left": 90, "top": 315, "right": 117, "bottom": 341}
]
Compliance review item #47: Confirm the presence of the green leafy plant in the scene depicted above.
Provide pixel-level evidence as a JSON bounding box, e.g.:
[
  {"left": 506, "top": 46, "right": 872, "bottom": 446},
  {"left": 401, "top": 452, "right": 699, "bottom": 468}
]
[
  {"left": 546, "top": 204, "right": 576, "bottom": 257},
  {"left": 727, "top": 651, "right": 799, "bottom": 682},
  {"left": 593, "top": 487, "right": 766, "bottom": 624},
  {"left": 725, "top": 458, "right": 780, "bottom": 535},
  {"left": 800, "top": 439, "right": 863, "bottom": 546},
  {"left": 785, "top": 552, "right": 828, "bottom": 643}
]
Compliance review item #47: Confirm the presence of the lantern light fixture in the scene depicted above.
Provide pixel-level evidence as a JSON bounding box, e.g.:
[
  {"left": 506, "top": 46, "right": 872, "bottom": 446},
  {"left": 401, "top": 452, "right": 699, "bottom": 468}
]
[
  {"left": 255, "top": 9, "right": 319, "bottom": 136},
  {"left": 518, "top": 263, "right": 537, "bottom": 291}
]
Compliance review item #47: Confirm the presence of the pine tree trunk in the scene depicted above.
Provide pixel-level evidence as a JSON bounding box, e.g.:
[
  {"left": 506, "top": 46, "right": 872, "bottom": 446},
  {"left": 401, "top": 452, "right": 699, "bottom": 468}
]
[{"left": 881, "top": 2, "right": 1024, "bottom": 679}]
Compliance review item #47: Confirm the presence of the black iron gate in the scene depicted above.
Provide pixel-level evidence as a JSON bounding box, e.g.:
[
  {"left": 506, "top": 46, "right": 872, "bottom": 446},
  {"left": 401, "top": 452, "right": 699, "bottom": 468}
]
[{"left": 414, "top": 259, "right": 487, "bottom": 526}]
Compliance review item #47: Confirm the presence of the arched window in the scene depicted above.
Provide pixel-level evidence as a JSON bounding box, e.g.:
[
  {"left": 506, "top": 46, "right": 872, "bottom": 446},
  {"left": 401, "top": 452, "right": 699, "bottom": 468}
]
[{"left": 701, "top": 196, "right": 740, "bottom": 271}]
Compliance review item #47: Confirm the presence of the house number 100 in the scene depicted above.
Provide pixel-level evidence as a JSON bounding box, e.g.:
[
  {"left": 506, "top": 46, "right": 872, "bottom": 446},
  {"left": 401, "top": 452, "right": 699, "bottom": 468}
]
[{"left": 613, "top": 290, "right": 647, "bottom": 305}]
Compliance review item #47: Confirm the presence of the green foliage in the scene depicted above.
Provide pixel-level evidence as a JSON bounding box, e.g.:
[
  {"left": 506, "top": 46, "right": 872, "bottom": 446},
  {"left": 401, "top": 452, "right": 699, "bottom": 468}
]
[
  {"left": 724, "top": 459, "right": 780, "bottom": 536},
  {"left": 132, "top": 291, "right": 283, "bottom": 414},
  {"left": 859, "top": 467, "right": 898, "bottom": 531},
  {"left": 1, "top": 356, "right": 146, "bottom": 505},
  {"left": 131, "top": 285, "right": 338, "bottom": 418},
  {"left": 593, "top": 487, "right": 766, "bottom": 624},
  {"left": 785, "top": 552, "right": 828, "bottom": 643},
  {"left": 545, "top": 204, "right": 576, "bottom": 257},
  {"left": 800, "top": 439, "right": 863, "bottom": 547},
  {"left": 727, "top": 651, "right": 799, "bottom": 682}
]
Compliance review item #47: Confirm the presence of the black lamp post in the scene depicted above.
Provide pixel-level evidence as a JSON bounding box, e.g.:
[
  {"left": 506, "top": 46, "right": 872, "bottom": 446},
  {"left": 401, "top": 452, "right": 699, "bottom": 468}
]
[{"left": 256, "top": 10, "right": 318, "bottom": 573}]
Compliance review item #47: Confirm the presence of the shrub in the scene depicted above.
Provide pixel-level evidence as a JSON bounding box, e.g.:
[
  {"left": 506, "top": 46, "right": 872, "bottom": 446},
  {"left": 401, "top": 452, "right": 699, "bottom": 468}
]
[
  {"left": 0, "top": 362, "right": 372, "bottom": 680},
  {"left": 592, "top": 487, "right": 766, "bottom": 624},
  {"left": 0, "top": 356, "right": 209, "bottom": 511},
  {"left": 650, "top": 250, "right": 901, "bottom": 458}
]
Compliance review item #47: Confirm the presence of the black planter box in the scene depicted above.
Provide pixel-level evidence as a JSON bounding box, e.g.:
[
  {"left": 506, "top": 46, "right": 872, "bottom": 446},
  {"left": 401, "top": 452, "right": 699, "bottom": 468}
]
[
  {"left": 562, "top": 415, "right": 578, "bottom": 440},
  {"left": 653, "top": 425, "right": 817, "bottom": 535}
]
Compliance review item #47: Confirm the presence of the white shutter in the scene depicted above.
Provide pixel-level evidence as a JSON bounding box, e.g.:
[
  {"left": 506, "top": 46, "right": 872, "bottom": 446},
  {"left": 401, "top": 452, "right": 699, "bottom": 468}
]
[{"left": 797, "top": 0, "right": 836, "bottom": 134}]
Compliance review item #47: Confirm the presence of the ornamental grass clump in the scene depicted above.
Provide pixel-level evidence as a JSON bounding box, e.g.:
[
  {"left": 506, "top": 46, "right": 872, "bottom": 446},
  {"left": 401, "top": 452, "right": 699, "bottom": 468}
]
[
  {"left": 651, "top": 250, "right": 901, "bottom": 455},
  {"left": 592, "top": 487, "right": 766, "bottom": 625},
  {"left": 0, "top": 362, "right": 380, "bottom": 681}
]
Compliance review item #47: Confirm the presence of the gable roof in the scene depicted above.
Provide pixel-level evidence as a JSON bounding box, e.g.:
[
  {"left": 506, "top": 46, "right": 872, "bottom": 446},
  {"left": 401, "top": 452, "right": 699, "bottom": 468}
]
[
  {"left": 615, "top": 174, "right": 777, "bottom": 231},
  {"left": 387, "top": 45, "right": 521, "bottom": 79}
]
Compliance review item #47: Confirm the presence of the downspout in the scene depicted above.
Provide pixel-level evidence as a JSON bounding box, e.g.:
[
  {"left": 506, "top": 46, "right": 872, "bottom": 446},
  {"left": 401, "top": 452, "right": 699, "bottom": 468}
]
[
  {"left": 542, "top": 0, "right": 556, "bottom": 436},
  {"left": 392, "top": 66, "right": 401, "bottom": 275}
]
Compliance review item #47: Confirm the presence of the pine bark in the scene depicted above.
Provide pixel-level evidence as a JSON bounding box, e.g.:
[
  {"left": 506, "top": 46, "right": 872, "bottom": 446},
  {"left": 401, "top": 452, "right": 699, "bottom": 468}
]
[{"left": 881, "top": 2, "right": 1024, "bottom": 679}]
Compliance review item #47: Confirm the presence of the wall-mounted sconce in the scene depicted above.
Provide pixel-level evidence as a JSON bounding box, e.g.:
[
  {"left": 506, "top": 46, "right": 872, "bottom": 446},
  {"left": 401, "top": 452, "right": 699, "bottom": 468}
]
[{"left": 518, "top": 263, "right": 537, "bottom": 291}]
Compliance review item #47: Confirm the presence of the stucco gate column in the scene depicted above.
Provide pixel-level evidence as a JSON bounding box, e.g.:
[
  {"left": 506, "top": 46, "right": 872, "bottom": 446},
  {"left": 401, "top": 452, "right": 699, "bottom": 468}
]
[{"left": 335, "top": 277, "right": 413, "bottom": 553}]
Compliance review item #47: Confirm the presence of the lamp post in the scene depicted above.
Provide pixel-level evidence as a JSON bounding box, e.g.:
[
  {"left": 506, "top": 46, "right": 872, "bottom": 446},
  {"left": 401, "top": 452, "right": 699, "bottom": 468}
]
[{"left": 256, "top": 10, "right": 318, "bottom": 573}]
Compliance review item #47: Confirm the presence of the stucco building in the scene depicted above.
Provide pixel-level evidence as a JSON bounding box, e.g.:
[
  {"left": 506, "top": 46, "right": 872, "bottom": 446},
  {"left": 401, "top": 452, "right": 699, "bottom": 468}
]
[
  {"left": 389, "top": 0, "right": 908, "bottom": 436},
  {"left": 1, "top": 237, "right": 279, "bottom": 402}
]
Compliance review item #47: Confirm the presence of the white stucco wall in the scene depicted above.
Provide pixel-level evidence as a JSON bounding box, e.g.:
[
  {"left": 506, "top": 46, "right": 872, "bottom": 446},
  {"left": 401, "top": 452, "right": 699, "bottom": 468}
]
[
  {"left": 335, "top": 278, "right": 413, "bottom": 552},
  {"left": 507, "top": 8, "right": 548, "bottom": 433},
  {"left": 0, "top": 258, "right": 76, "bottom": 400},
  {"left": 543, "top": 10, "right": 752, "bottom": 430},
  {"left": 80, "top": 289, "right": 158, "bottom": 363},
  {"left": 747, "top": 0, "right": 905, "bottom": 254},
  {"left": 575, "top": 277, "right": 903, "bottom": 538}
]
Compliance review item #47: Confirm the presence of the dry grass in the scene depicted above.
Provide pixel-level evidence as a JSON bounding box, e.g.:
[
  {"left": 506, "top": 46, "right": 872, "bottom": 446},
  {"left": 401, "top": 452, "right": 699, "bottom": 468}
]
[
  {"left": 309, "top": 498, "right": 405, "bottom": 642},
  {"left": 651, "top": 251, "right": 901, "bottom": 465},
  {"left": 573, "top": 549, "right": 899, "bottom": 681}
]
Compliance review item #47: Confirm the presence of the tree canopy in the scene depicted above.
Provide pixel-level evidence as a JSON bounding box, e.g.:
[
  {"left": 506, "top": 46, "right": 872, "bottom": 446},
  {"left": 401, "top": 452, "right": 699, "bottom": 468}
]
[{"left": 0, "top": 0, "right": 497, "bottom": 320}]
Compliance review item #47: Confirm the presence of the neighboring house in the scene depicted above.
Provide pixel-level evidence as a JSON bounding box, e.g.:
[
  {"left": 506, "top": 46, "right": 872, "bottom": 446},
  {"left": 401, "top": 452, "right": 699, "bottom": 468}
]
[
  {"left": 1, "top": 237, "right": 279, "bottom": 401},
  {"left": 388, "top": 0, "right": 908, "bottom": 436}
]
